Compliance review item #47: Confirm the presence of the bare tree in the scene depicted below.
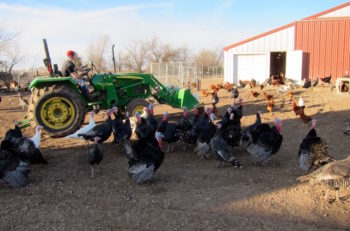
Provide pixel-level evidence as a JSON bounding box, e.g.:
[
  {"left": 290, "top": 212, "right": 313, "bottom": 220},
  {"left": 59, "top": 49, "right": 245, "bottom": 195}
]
[
  {"left": 194, "top": 49, "right": 218, "bottom": 66},
  {"left": 176, "top": 45, "right": 192, "bottom": 63},
  {"left": 86, "top": 35, "right": 110, "bottom": 73},
  {"left": 146, "top": 36, "right": 180, "bottom": 63},
  {"left": 123, "top": 40, "right": 149, "bottom": 72}
]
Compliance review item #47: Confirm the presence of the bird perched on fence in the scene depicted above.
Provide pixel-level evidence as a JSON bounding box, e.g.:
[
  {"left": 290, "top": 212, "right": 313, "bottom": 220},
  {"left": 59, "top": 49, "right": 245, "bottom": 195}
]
[
  {"left": 18, "top": 93, "right": 28, "bottom": 111},
  {"left": 298, "top": 119, "right": 334, "bottom": 173},
  {"left": 88, "top": 137, "right": 103, "bottom": 178},
  {"left": 297, "top": 155, "right": 350, "bottom": 203},
  {"left": 65, "top": 111, "right": 95, "bottom": 139}
]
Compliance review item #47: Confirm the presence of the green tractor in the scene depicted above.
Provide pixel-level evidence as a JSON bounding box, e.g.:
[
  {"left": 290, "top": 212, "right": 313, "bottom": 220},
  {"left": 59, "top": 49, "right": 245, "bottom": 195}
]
[{"left": 25, "top": 40, "right": 200, "bottom": 137}]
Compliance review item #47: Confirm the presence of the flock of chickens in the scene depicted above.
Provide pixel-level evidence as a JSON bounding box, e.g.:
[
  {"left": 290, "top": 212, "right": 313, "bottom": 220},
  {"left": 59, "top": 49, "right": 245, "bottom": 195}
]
[{"left": 1, "top": 81, "right": 349, "bottom": 203}]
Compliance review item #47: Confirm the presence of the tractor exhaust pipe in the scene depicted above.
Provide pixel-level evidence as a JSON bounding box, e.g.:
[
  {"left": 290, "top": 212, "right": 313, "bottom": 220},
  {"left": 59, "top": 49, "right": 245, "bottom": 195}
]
[
  {"left": 112, "top": 44, "right": 116, "bottom": 74},
  {"left": 43, "top": 38, "right": 53, "bottom": 76}
]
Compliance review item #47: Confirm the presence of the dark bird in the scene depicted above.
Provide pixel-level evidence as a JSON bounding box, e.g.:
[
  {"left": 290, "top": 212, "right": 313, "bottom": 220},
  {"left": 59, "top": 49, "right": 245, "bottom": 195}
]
[
  {"left": 147, "top": 103, "right": 158, "bottom": 133},
  {"left": 88, "top": 137, "right": 103, "bottom": 178},
  {"left": 231, "top": 87, "right": 239, "bottom": 99},
  {"left": 298, "top": 119, "right": 334, "bottom": 173},
  {"left": 298, "top": 155, "right": 350, "bottom": 202},
  {"left": 241, "top": 112, "right": 262, "bottom": 148},
  {"left": 320, "top": 75, "right": 332, "bottom": 84},
  {"left": 18, "top": 93, "right": 28, "bottom": 111},
  {"left": 1, "top": 126, "right": 48, "bottom": 165},
  {"left": 219, "top": 112, "right": 242, "bottom": 147},
  {"left": 311, "top": 77, "right": 318, "bottom": 87},
  {"left": 135, "top": 111, "right": 157, "bottom": 145},
  {"left": 176, "top": 106, "right": 193, "bottom": 133},
  {"left": 122, "top": 133, "right": 165, "bottom": 184},
  {"left": 212, "top": 91, "right": 219, "bottom": 105},
  {"left": 112, "top": 108, "right": 132, "bottom": 144},
  {"left": 211, "top": 123, "right": 242, "bottom": 168},
  {"left": 4, "top": 121, "right": 22, "bottom": 142},
  {"left": 191, "top": 105, "right": 200, "bottom": 125},
  {"left": 302, "top": 79, "right": 311, "bottom": 88},
  {"left": 157, "top": 111, "right": 179, "bottom": 152},
  {"left": 0, "top": 154, "right": 31, "bottom": 188},
  {"left": 78, "top": 109, "right": 113, "bottom": 143},
  {"left": 246, "top": 118, "right": 283, "bottom": 164},
  {"left": 194, "top": 113, "right": 217, "bottom": 159}
]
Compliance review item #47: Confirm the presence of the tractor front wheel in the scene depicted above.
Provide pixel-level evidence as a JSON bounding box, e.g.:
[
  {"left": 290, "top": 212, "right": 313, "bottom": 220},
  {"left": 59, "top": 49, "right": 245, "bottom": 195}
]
[
  {"left": 28, "top": 85, "right": 85, "bottom": 137},
  {"left": 126, "top": 99, "right": 149, "bottom": 116}
]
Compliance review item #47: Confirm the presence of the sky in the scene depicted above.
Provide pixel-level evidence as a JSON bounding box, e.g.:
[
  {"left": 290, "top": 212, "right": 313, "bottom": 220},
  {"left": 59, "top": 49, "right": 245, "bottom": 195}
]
[{"left": 0, "top": 0, "right": 348, "bottom": 69}]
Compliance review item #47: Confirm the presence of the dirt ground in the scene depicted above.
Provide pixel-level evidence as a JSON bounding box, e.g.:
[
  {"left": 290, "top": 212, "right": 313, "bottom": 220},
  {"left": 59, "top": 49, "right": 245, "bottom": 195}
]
[{"left": 0, "top": 82, "right": 350, "bottom": 230}]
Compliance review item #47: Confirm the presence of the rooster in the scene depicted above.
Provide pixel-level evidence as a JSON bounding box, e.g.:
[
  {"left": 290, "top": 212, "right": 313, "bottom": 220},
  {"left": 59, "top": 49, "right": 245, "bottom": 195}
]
[
  {"left": 201, "top": 89, "right": 209, "bottom": 97},
  {"left": 266, "top": 99, "right": 274, "bottom": 115},
  {"left": 299, "top": 110, "right": 312, "bottom": 127},
  {"left": 250, "top": 90, "right": 260, "bottom": 99},
  {"left": 292, "top": 99, "right": 305, "bottom": 116},
  {"left": 263, "top": 91, "right": 273, "bottom": 102}
]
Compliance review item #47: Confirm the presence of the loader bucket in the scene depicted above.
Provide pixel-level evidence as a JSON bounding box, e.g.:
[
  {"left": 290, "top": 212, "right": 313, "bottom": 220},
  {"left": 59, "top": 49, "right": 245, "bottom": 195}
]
[{"left": 169, "top": 88, "right": 199, "bottom": 110}]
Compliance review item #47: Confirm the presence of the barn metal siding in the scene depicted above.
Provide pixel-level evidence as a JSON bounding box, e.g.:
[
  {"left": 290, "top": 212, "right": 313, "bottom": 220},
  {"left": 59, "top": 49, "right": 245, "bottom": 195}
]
[
  {"left": 295, "top": 19, "right": 350, "bottom": 80},
  {"left": 227, "top": 26, "right": 295, "bottom": 53},
  {"left": 319, "top": 5, "right": 350, "bottom": 18}
]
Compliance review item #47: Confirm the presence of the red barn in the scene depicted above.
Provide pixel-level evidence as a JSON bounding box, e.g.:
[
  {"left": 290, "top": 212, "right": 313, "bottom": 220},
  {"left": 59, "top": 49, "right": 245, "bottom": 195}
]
[{"left": 224, "top": 2, "right": 350, "bottom": 84}]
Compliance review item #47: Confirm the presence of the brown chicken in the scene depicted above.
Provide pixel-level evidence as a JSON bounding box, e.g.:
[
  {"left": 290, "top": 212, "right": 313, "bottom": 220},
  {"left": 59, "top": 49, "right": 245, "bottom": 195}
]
[
  {"left": 251, "top": 90, "right": 260, "bottom": 99},
  {"left": 224, "top": 82, "right": 233, "bottom": 92},
  {"left": 299, "top": 110, "right": 312, "bottom": 126},
  {"left": 216, "top": 83, "right": 223, "bottom": 90},
  {"left": 292, "top": 99, "right": 305, "bottom": 116},
  {"left": 266, "top": 99, "right": 274, "bottom": 115},
  {"left": 201, "top": 89, "right": 209, "bottom": 97},
  {"left": 259, "top": 84, "right": 264, "bottom": 90},
  {"left": 209, "top": 84, "right": 218, "bottom": 92},
  {"left": 191, "top": 82, "right": 197, "bottom": 89},
  {"left": 287, "top": 90, "right": 293, "bottom": 101},
  {"left": 263, "top": 91, "right": 273, "bottom": 101}
]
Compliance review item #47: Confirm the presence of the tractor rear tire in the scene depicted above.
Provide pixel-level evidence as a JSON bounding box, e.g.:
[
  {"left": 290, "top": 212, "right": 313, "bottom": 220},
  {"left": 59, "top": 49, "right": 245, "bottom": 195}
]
[
  {"left": 28, "top": 85, "right": 85, "bottom": 138},
  {"left": 126, "top": 99, "right": 149, "bottom": 117}
]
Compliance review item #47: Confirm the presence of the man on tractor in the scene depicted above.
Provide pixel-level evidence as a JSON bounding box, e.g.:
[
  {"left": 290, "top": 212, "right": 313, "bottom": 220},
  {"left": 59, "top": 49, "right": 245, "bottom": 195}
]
[{"left": 61, "top": 50, "right": 97, "bottom": 100}]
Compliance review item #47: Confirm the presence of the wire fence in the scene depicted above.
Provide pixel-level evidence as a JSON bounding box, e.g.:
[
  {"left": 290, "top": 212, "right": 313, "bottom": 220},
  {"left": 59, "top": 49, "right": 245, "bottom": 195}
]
[{"left": 150, "top": 62, "right": 223, "bottom": 88}]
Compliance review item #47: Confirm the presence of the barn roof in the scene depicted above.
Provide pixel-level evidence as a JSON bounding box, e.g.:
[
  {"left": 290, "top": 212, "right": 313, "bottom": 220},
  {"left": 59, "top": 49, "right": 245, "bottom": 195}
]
[{"left": 224, "top": 2, "right": 350, "bottom": 51}]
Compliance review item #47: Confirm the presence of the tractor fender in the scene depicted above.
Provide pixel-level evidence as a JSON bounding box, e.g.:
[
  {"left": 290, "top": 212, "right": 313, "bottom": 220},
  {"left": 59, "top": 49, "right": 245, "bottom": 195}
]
[{"left": 29, "top": 76, "right": 80, "bottom": 93}]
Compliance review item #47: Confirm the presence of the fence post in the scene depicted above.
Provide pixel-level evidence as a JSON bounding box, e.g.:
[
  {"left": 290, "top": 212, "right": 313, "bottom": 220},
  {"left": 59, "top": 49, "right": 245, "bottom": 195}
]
[{"left": 165, "top": 63, "right": 168, "bottom": 86}]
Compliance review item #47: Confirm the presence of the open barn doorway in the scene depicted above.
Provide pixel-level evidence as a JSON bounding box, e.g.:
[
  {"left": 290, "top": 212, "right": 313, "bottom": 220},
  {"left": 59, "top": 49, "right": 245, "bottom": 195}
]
[{"left": 270, "top": 52, "right": 286, "bottom": 78}]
